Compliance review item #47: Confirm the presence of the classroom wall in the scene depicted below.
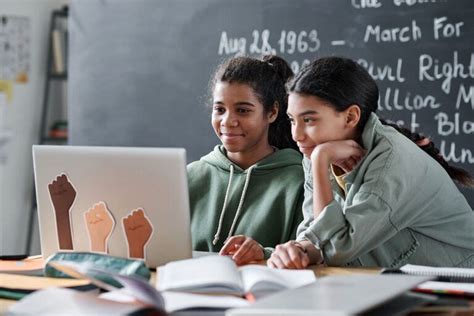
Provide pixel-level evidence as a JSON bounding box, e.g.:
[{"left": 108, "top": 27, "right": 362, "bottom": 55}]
[
  {"left": 0, "top": 0, "right": 68, "bottom": 256},
  {"left": 69, "top": 0, "right": 474, "bottom": 207}
]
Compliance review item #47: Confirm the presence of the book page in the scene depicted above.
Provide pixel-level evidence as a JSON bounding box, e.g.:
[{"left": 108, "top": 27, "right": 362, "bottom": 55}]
[
  {"left": 9, "top": 288, "right": 141, "bottom": 315},
  {"left": 238, "top": 265, "right": 316, "bottom": 297},
  {"left": 161, "top": 291, "right": 249, "bottom": 313},
  {"left": 102, "top": 289, "right": 249, "bottom": 312},
  {"left": 156, "top": 255, "right": 244, "bottom": 294}
]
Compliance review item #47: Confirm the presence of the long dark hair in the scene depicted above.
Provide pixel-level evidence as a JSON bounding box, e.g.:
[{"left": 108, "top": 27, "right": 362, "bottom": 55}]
[
  {"left": 211, "top": 55, "right": 298, "bottom": 150},
  {"left": 288, "top": 56, "right": 473, "bottom": 186}
]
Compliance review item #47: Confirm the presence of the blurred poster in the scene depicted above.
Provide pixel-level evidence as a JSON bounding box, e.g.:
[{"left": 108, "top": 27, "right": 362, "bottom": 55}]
[{"left": 0, "top": 15, "right": 31, "bottom": 83}]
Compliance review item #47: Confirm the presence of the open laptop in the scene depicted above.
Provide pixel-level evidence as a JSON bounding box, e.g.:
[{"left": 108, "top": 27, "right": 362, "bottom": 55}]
[{"left": 32, "top": 145, "right": 192, "bottom": 268}]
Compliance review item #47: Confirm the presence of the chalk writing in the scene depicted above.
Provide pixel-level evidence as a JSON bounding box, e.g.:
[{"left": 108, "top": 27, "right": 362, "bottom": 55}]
[
  {"left": 419, "top": 52, "right": 474, "bottom": 94},
  {"left": 364, "top": 20, "right": 422, "bottom": 43},
  {"left": 277, "top": 30, "right": 320, "bottom": 54},
  {"left": 358, "top": 58, "right": 405, "bottom": 82},
  {"left": 351, "top": 0, "right": 382, "bottom": 9},
  {"left": 440, "top": 141, "right": 474, "bottom": 164},
  {"left": 378, "top": 88, "right": 441, "bottom": 111},
  {"left": 455, "top": 84, "right": 474, "bottom": 110},
  {"left": 215, "top": 1, "right": 473, "bottom": 173},
  {"left": 434, "top": 17, "right": 464, "bottom": 40},
  {"left": 393, "top": 0, "right": 440, "bottom": 6},
  {"left": 435, "top": 112, "right": 474, "bottom": 136},
  {"left": 218, "top": 32, "right": 246, "bottom": 56},
  {"left": 218, "top": 29, "right": 321, "bottom": 57}
]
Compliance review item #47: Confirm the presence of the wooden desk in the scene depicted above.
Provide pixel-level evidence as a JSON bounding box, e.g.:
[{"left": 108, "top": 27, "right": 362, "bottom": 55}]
[{"left": 1, "top": 264, "right": 473, "bottom": 315}]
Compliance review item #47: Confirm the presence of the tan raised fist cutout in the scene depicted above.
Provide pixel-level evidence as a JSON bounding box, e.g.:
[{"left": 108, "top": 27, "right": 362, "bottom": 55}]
[{"left": 84, "top": 201, "right": 115, "bottom": 253}]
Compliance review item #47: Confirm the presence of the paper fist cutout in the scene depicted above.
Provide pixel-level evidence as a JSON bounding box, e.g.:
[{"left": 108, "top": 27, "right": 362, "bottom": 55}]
[
  {"left": 48, "top": 174, "right": 76, "bottom": 250},
  {"left": 84, "top": 201, "right": 115, "bottom": 253},
  {"left": 122, "top": 208, "right": 153, "bottom": 259}
]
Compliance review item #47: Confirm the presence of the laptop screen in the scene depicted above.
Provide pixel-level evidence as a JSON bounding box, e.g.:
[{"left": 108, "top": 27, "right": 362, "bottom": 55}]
[{"left": 33, "top": 145, "right": 192, "bottom": 267}]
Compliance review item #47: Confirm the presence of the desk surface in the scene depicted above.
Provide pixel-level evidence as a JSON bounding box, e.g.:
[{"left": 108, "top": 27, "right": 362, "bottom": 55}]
[{"left": 1, "top": 263, "right": 473, "bottom": 315}]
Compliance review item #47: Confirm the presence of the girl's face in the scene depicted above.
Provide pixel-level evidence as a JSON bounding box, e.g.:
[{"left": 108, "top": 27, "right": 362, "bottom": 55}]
[
  {"left": 287, "top": 93, "right": 355, "bottom": 158},
  {"left": 212, "top": 81, "right": 277, "bottom": 154}
]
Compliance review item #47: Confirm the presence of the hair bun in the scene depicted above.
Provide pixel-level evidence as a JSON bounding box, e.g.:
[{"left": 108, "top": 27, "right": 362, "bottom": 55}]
[{"left": 262, "top": 55, "right": 293, "bottom": 82}]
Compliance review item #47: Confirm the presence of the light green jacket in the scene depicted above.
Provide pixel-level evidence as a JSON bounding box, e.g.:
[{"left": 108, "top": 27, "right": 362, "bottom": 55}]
[
  {"left": 188, "top": 145, "right": 304, "bottom": 258},
  {"left": 297, "top": 113, "right": 474, "bottom": 268}
]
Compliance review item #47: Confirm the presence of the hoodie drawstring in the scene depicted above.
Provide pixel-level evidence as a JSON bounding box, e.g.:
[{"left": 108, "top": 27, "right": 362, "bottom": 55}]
[
  {"left": 213, "top": 165, "right": 234, "bottom": 245},
  {"left": 212, "top": 165, "right": 255, "bottom": 245},
  {"left": 226, "top": 165, "right": 254, "bottom": 241}
]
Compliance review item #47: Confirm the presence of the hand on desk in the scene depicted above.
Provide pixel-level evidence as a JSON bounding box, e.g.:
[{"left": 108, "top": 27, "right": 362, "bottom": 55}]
[
  {"left": 48, "top": 174, "right": 76, "bottom": 250},
  {"left": 84, "top": 202, "right": 115, "bottom": 253},
  {"left": 220, "top": 235, "right": 264, "bottom": 265},
  {"left": 123, "top": 209, "right": 153, "bottom": 259},
  {"left": 267, "top": 241, "right": 309, "bottom": 269}
]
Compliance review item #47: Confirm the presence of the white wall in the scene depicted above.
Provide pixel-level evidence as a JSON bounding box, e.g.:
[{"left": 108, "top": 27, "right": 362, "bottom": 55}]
[{"left": 0, "top": 0, "right": 69, "bottom": 255}]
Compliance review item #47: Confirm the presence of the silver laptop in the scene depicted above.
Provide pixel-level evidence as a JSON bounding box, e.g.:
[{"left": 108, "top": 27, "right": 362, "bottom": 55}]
[{"left": 33, "top": 145, "right": 192, "bottom": 268}]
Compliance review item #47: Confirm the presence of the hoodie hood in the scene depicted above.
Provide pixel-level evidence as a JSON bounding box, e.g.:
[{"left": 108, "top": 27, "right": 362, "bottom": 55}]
[{"left": 201, "top": 145, "right": 303, "bottom": 174}]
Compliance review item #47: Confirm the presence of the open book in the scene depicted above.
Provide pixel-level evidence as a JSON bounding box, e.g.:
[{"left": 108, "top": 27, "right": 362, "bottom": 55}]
[
  {"left": 48, "top": 260, "right": 245, "bottom": 313},
  {"left": 156, "top": 255, "right": 316, "bottom": 299},
  {"left": 49, "top": 255, "right": 315, "bottom": 313}
]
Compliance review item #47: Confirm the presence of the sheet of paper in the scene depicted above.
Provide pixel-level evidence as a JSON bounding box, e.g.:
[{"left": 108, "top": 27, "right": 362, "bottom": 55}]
[
  {"left": 156, "top": 255, "right": 242, "bottom": 293},
  {"left": 417, "top": 281, "right": 474, "bottom": 295},
  {"left": 8, "top": 288, "right": 142, "bottom": 315},
  {"left": 239, "top": 264, "right": 316, "bottom": 294},
  {"left": 161, "top": 291, "right": 249, "bottom": 313},
  {"left": 102, "top": 289, "right": 249, "bottom": 313}
]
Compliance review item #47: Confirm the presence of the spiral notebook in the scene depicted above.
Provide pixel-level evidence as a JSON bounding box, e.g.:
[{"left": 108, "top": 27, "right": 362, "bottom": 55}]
[
  {"left": 383, "top": 264, "right": 474, "bottom": 296},
  {"left": 399, "top": 264, "right": 474, "bottom": 283}
]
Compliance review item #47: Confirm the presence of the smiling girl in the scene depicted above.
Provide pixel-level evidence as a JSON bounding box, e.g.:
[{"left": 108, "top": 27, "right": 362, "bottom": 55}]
[
  {"left": 268, "top": 56, "right": 474, "bottom": 269},
  {"left": 188, "top": 56, "right": 304, "bottom": 265}
]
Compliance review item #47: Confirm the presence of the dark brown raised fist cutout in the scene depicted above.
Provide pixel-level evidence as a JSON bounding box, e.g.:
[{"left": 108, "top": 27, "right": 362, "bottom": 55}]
[
  {"left": 122, "top": 208, "right": 153, "bottom": 259},
  {"left": 48, "top": 174, "right": 76, "bottom": 250}
]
